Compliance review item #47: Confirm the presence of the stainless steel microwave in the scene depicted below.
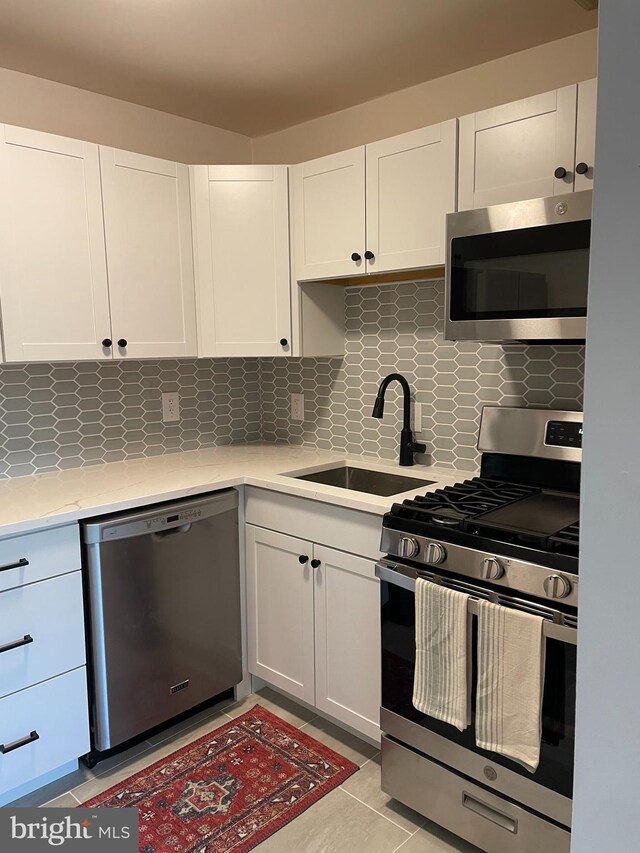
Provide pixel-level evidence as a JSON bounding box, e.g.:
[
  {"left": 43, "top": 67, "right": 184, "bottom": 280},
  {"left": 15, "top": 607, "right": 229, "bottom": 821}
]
[{"left": 445, "top": 191, "right": 591, "bottom": 342}]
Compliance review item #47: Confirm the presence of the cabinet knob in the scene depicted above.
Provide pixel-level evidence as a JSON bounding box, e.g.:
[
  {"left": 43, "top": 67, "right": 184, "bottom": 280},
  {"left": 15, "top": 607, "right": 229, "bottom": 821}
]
[
  {"left": 102, "top": 338, "right": 112, "bottom": 348},
  {"left": 554, "top": 166, "right": 568, "bottom": 179},
  {"left": 351, "top": 252, "right": 362, "bottom": 262},
  {"left": 280, "top": 338, "right": 289, "bottom": 347},
  {"left": 298, "top": 555, "right": 309, "bottom": 564},
  {"left": 310, "top": 559, "right": 321, "bottom": 569},
  {"left": 575, "top": 162, "right": 590, "bottom": 175},
  {"left": 364, "top": 250, "right": 375, "bottom": 260},
  {"left": 117, "top": 338, "right": 128, "bottom": 348}
]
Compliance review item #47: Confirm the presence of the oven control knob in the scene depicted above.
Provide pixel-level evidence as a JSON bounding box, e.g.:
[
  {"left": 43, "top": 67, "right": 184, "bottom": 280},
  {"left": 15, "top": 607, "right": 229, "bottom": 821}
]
[
  {"left": 398, "top": 537, "right": 420, "bottom": 559},
  {"left": 424, "top": 543, "right": 446, "bottom": 565},
  {"left": 482, "top": 557, "right": 505, "bottom": 580},
  {"left": 543, "top": 574, "right": 572, "bottom": 599}
]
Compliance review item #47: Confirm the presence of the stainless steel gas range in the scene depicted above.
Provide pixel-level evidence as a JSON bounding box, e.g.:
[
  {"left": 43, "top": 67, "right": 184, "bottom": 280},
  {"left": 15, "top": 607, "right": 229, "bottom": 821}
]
[{"left": 376, "top": 406, "right": 580, "bottom": 853}]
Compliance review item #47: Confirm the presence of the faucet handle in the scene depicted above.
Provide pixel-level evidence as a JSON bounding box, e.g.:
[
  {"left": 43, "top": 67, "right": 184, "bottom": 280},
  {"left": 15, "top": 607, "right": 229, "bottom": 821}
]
[{"left": 408, "top": 441, "right": 427, "bottom": 455}]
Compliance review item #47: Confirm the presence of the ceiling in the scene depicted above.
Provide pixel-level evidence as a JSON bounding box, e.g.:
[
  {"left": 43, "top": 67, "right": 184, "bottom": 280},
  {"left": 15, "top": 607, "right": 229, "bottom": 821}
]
[{"left": 0, "top": 0, "right": 598, "bottom": 137}]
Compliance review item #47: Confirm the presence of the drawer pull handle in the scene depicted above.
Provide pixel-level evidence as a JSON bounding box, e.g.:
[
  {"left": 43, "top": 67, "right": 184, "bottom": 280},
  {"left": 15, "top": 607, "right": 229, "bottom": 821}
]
[
  {"left": 0, "top": 558, "right": 29, "bottom": 574},
  {"left": 462, "top": 792, "right": 518, "bottom": 834},
  {"left": 0, "top": 634, "right": 34, "bottom": 655},
  {"left": 0, "top": 730, "right": 40, "bottom": 754}
]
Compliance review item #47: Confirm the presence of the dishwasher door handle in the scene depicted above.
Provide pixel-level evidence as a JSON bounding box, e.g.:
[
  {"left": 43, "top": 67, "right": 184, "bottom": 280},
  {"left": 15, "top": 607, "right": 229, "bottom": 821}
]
[{"left": 153, "top": 523, "right": 192, "bottom": 539}]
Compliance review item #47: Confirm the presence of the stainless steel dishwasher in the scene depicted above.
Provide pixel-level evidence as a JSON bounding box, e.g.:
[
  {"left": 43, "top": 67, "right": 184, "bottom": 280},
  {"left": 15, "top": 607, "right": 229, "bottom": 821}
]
[{"left": 82, "top": 490, "right": 242, "bottom": 754}]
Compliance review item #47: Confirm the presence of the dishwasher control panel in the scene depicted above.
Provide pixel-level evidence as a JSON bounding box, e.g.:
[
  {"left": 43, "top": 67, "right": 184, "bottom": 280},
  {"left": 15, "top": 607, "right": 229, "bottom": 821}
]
[
  {"left": 99, "top": 507, "right": 203, "bottom": 540},
  {"left": 82, "top": 491, "right": 235, "bottom": 545}
]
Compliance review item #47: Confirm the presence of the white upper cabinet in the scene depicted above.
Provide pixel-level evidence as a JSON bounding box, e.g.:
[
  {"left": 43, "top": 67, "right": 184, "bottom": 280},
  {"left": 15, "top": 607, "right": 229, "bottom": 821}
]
[
  {"left": 458, "top": 86, "right": 578, "bottom": 210},
  {"left": 292, "top": 123, "right": 458, "bottom": 281},
  {"left": 292, "top": 147, "right": 366, "bottom": 281},
  {"left": 99, "top": 148, "right": 197, "bottom": 359},
  {"left": 191, "top": 165, "right": 291, "bottom": 357},
  {"left": 575, "top": 79, "right": 597, "bottom": 192},
  {"left": 366, "top": 120, "right": 457, "bottom": 271},
  {"left": 0, "top": 126, "right": 111, "bottom": 362}
]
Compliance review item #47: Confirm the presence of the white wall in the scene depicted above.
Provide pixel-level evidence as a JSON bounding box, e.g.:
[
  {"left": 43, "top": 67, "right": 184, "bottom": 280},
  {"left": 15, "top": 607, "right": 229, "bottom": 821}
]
[
  {"left": 572, "top": 3, "right": 640, "bottom": 850},
  {"left": 251, "top": 30, "right": 598, "bottom": 163},
  {"left": 0, "top": 67, "right": 251, "bottom": 164}
]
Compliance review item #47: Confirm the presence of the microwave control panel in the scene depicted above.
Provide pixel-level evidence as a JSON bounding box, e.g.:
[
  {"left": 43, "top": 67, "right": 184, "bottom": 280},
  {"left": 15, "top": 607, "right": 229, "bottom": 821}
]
[{"left": 545, "top": 420, "right": 583, "bottom": 448}]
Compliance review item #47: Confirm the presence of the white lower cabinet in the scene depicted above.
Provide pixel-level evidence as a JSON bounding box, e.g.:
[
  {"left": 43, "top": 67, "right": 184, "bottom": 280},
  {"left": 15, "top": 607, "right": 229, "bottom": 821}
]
[
  {"left": 313, "top": 545, "right": 381, "bottom": 740},
  {"left": 0, "top": 572, "right": 86, "bottom": 699},
  {"left": 0, "top": 668, "right": 89, "bottom": 803},
  {"left": 0, "top": 524, "right": 89, "bottom": 805},
  {"left": 246, "top": 521, "right": 381, "bottom": 740},
  {"left": 246, "top": 526, "right": 315, "bottom": 703}
]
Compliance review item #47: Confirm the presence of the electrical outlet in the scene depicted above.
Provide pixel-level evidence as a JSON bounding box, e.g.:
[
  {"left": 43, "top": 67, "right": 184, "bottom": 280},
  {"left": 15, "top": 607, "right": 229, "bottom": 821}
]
[
  {"left": 414, "top": 402, "right": 424, "bottom": 434},
  {"left": 290, "top": 393, "right": 305, "bottom": 422},
  {"left": 162, "top": 392, "right": 180, "bottom": 423}
]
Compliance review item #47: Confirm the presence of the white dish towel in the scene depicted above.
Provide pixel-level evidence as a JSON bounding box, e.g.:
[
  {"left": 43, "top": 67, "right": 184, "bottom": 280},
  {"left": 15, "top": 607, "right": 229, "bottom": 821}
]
[
  {"left": 475, "top": 600, "right": 546, "bottom": 772},
  {"left": 412, "top": 578, "right": 471, "bottom": 731}
]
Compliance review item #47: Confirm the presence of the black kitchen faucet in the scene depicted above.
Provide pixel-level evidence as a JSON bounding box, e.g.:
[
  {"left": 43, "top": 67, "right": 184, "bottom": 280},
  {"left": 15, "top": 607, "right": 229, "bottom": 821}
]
[{"left": 371, "top": 373, "right": 426, "bottom": 466}]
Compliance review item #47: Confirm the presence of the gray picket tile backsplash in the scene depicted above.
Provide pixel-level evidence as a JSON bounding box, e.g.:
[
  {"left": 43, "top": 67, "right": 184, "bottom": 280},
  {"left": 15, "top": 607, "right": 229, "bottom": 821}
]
[
  {"left": 0, "top": 358, "right": 261, "bottom": 478},
  {"left": 259, "top": 281, "right": 584, "bottom": 472},
  {"left": 0, "top": 280, "right": 584, "bottom": 479}
]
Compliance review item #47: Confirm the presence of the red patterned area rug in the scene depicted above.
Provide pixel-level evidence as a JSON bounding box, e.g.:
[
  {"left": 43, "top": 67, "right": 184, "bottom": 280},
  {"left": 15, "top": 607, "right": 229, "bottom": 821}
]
[{"left": 80, "top": 704, "right": 359, "bottom": 852}]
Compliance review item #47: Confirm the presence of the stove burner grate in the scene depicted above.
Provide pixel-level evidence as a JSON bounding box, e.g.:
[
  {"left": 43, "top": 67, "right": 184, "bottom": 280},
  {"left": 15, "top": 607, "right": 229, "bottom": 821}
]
[
  {"left": 549, "top": 522, "right": 580, "bottom": 556},
  {"left": 394, "top": 477, "right": 539, "bottom": 527}
]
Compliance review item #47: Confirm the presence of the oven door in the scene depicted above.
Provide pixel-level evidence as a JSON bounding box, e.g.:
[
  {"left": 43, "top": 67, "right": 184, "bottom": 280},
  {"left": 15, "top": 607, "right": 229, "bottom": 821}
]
[
  {"left": 377, "top": 560, "right": 576, "bottom": 828},
  {"left": 445, "top": 191, "right": 591, "bottom": 342}
]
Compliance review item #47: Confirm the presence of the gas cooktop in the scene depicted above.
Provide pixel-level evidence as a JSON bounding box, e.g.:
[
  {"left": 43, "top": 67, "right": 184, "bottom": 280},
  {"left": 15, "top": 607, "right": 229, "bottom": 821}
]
[
  {"left": 380, "top": 407, "right": 582, "bottom": 606},
  {"left": 386, "top": 476, "right": 580, "bottom": 559}
]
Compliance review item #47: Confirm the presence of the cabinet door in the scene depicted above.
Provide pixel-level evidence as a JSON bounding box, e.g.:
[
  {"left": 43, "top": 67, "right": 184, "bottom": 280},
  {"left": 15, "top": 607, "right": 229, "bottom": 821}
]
[
  {"left": 575, "top": 79, "right": 597, "bottom": 192},
  {"left": 100, "top": 147, "right": 197, "bottom": 358},
  {"left": 292, "top": 147, "right": 366, "bottom": 281},
  {"left": 191, "top": 165, "right": 291, "bottom": 357},
  {"left": 245, "top": 525, "right": 315, "bottom": 703},
  {"left": 458, "top": 86, "right": 578, "bottom": 210},
  {"left": 366, "top": 120, "right": 457, "bottom": 271},
  {"left": 0, "top": 125, "right": 111, "bottom": 362},
  {"left": 313, "top": 545, "right": 381, "bottom": 740}
]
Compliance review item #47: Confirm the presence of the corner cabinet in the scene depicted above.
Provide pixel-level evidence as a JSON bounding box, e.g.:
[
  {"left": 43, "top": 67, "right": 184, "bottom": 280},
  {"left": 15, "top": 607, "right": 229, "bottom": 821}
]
[
  {"left": 458, "top": 81, "right": 597, "bottom": 210},
  {"left": 190, "top": 165, "right": 292, "bottom": 357},
  {"left": 245, "top": 489, "right": 382, "bottom": 742},
  {"left": 99, "top": 148, "right": 197, "bottom": 359},
  {"left": 291, "top": 119, "right": 457, "bottom": 281},
  {"left": 0, "top": 126, "right": 112, "bottom": 362}
]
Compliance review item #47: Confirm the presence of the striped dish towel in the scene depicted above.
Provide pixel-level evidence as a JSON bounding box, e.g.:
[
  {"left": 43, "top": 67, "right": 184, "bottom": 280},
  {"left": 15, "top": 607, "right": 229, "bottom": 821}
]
[
  {"left": 412, "top": 578, "right": 471, "bottom": 731},
  {"left": 476, "top": 600, "right": 545, "bottom": 772}
]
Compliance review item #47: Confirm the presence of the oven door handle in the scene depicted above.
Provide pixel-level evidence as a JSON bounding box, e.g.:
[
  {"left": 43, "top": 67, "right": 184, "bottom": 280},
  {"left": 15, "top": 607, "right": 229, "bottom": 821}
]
[
  {"left": 376, "top": 561, "right": 577, "bottom": 646},
  {"left": 376, "top": 562, "right": 416, "bottom": 593}
]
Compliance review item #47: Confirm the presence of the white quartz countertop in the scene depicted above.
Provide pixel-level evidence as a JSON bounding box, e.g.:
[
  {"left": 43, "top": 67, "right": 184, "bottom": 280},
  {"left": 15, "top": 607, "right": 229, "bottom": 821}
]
[{"left": 0, "top": 443, "right": 470, "bottom": 539}]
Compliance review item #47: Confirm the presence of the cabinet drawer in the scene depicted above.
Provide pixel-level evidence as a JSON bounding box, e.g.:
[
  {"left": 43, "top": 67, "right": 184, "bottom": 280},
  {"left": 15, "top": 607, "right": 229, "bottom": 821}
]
[
  {"left": 0, "top": 525, "right": 81, "bottom": 593},
  {"left": 0, "top": 667, "right": 89, "bottom": 801},
  {"left": 0, "top": 572, "right": 86, "bottom": 699}
]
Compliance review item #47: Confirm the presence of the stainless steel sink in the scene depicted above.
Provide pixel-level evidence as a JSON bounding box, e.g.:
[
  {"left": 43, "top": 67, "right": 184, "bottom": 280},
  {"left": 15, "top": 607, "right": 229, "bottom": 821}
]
[{"left": 291, "top": 465, "right": 435, "bottom": 497}]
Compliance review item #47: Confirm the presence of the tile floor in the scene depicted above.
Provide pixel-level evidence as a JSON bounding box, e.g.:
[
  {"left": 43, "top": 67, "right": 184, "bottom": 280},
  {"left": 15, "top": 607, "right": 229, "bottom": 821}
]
[{"left": 9, "top": 687, "right": 479, "bottom": 852}]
